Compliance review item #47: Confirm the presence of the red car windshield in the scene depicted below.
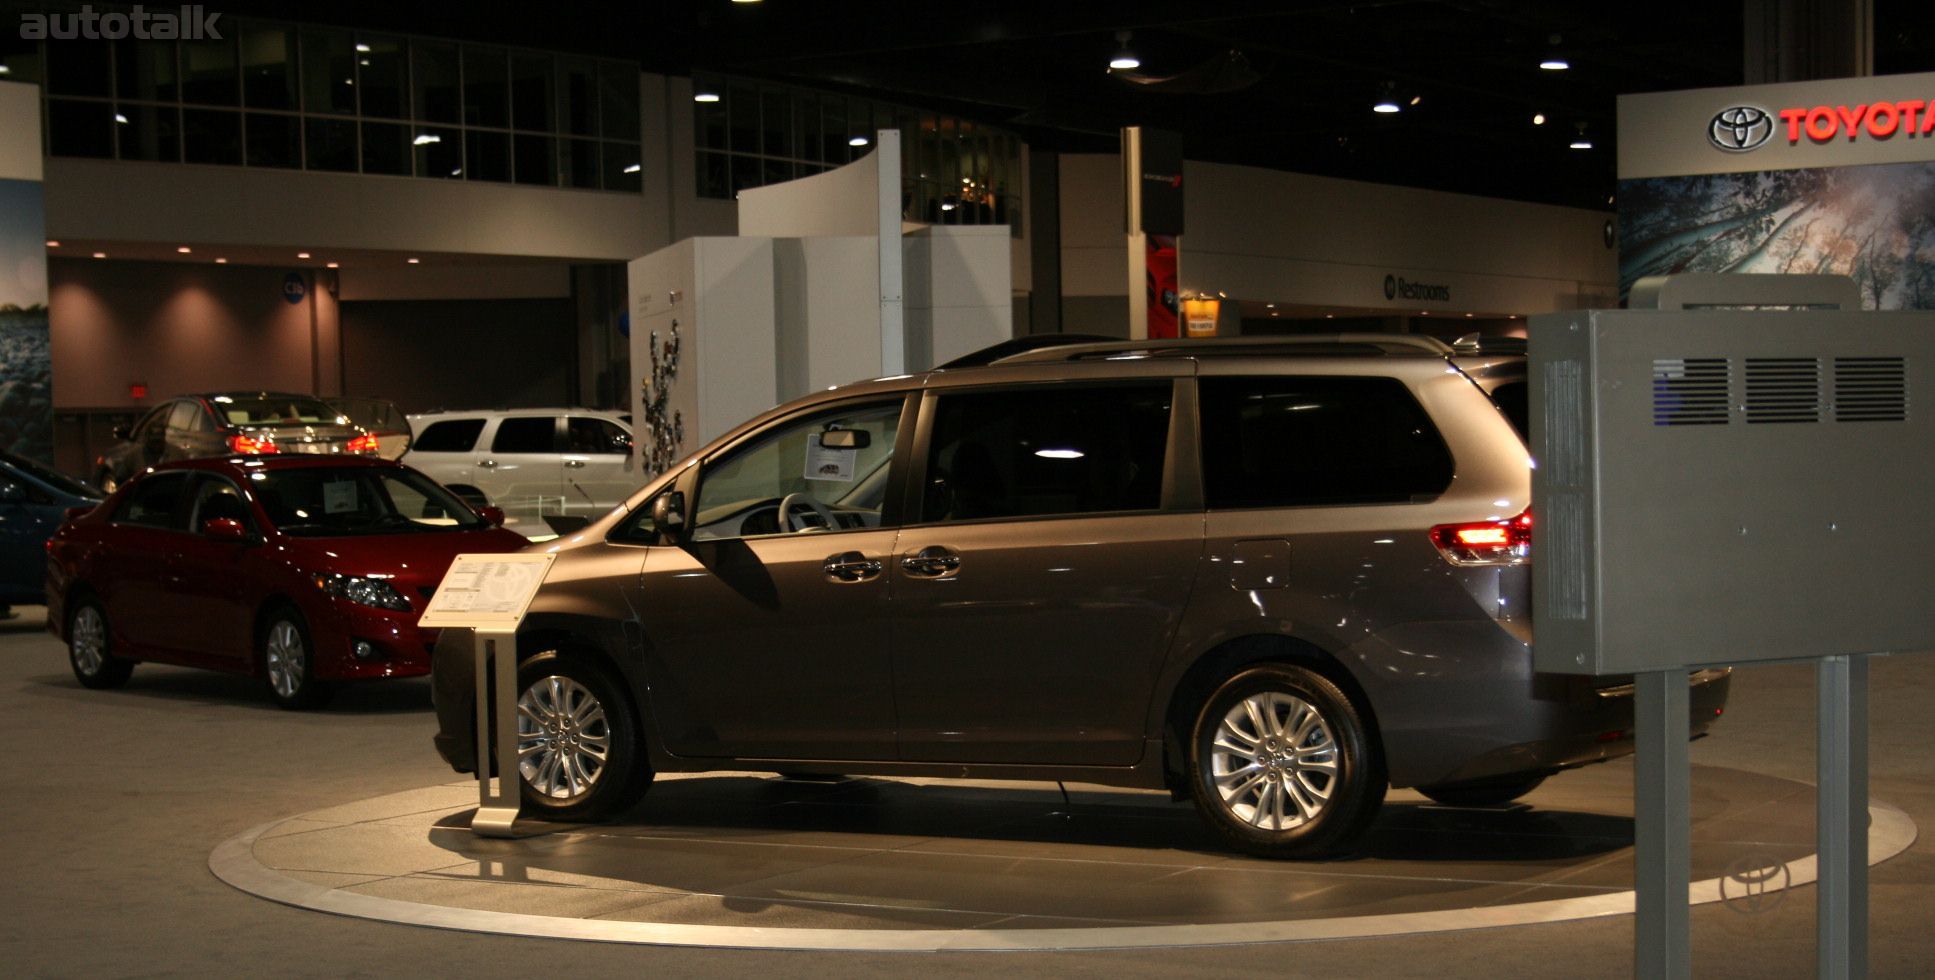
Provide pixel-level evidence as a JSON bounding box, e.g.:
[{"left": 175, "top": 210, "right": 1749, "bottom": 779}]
[{"left": 251, "top": 467, "right": 482, "bottom": 536}]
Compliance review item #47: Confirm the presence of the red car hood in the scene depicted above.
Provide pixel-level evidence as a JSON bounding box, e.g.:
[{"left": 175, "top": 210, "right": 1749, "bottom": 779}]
[{"left": 278, "top": 527, "right": 530, "bottom": 602}]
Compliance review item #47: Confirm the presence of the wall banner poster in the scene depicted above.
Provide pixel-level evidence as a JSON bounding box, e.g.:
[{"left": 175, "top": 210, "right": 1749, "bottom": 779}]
[{"left": 0, "top": 178, "right": 52, "bottom": 462}]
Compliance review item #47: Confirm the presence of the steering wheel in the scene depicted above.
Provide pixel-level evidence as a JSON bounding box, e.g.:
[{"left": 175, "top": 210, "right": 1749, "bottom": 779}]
[{"left": 777, "top": 492, "right": 839, "bottom": 533}]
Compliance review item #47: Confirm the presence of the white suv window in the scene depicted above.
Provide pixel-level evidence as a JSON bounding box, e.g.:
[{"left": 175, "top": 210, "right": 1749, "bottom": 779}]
[{"left": 411, "top": 419, "right": 486, "bottom": 453}]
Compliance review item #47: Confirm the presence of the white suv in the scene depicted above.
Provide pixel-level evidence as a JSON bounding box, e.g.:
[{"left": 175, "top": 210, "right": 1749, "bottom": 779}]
[{"left": 401, "top": 409, "right": 636, "bottom": 538}]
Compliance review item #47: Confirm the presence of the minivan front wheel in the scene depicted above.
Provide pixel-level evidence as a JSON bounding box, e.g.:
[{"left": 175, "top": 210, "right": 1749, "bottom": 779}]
[
  {"left": 514, "top": 651, "right": 651, "bottom": 821},
  {"left": 1187, "top": 663, "right": 1385, "bottom": 858}
]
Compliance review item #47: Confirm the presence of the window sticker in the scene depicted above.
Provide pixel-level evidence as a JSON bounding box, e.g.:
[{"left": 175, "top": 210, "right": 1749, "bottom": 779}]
[
  {"left": 804, "top": 440, "right": 856, "bottom": 482},
  {"left": 322, "top": 480, "right": 359, "bottom": 514}
]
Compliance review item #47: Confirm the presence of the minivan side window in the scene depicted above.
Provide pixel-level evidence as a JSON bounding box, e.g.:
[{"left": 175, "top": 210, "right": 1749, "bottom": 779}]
[
  {"left": 921, "top": 384, "right": 1171, "bottom": 523},
  {"left": 112, "top": 472, "right": 193, "bottom": 529},
  {"left": 492, "top": 417, "right": 557, "bottom": 454},
  {"left": 1198, "top": 376, "right": 1454, "bottom": 509},
  {"left": 688, "top": 401, "right": 904, "bottom": 541},
  {"left": 411, "top": 419, "right": 485, "bottom": 453}
]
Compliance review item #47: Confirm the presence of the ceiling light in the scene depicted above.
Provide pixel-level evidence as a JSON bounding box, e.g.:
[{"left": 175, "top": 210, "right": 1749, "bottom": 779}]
[
  {"left": 44, "top": 240, "right": 58, "bottom": 248},
  {"left": 1464, "top": 313, "right": 1475, "bottom": 318},
  {"left": 1570, "top": 123, "right": 1593, "bottom": 150},
  {"left": 731, "top": 0, "right": 762, "bottom": 4},
  {"left": 1265, "top": 303, "right": 1275, "bottom": 309},
  {"left": 0, "top": 65, "right": 10, "bottom": 75},
  {"left": 176, "top": 246, "right": 191, "bottom": 253},
  {"left": 1324, "top": 313, "right": 1334, "bottom": 319},
  {"left": 325, "top": 261, "right": 339, "bottom": 269},
  {"left": 215, "top": 257, "right": 227, "bottom": 264},
  {"left": 1540, "top": 58, "right": 1570, "bottom": 70},
  {"left": 623, "top": 163, "right": 642, "bottom": 174},
  {"left": 297, "top": 251, "right": 310, "bottom": 259},
  {"left": 1373, "top": 81, "right": 1401, "bottom": 114},
  {"left": 1109, "top": 30, "right": 1140, "bottom": 71},
  {"left": 1035, "top": 449, "right": 1085, "bottom": 460},
  {"left": 355, "top": 43, "right": 371, "bottom": 53},
  {"left": 92, "top": 252, "right": 106, "bottom": 259},
  {"left": 450, "top": 168, "right": 462, "bottom": 176},
  {"left": 1532, "top": 112, "right": 1546, "bottom": 126},
  {"left": 407, "top": 257, "right": 420, "bottom": 264},
  {"left": 412, "top": 133, "right": 440, "bottom": 146},
  {"left": 114, "top": 113, "right": 129, "bottom": 124},
  {"left": 693, "top": 91, "right": 721, "bottom": 103},
  {"left": 1373, "top": 99, "right": 1400, "bottom": 114},
  {"left": 1409, "top": 96, "right": 1422, "bottom": 106},
  {"left": 849, "top": 136, "right": 870, "bottom": 147},
  {"left": 939, "top": 201, "right": 956, "bottom": 212}
]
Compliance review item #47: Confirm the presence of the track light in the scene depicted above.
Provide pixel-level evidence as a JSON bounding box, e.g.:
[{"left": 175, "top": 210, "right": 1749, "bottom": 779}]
[{"left": 1109, "top": 31, "right": 1140, "bottom": 71}]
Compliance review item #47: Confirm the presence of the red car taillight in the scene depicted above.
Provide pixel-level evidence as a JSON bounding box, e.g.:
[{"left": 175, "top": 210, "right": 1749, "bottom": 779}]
[
  {"left": 1430, "top": 510, "right": 1531, "bottom": 566},
  {"left": 346, "top": 433, "right": 380, "bottom": 454},
  {"left": 227, "top": 433, "right": 278, "bottom": 454}
]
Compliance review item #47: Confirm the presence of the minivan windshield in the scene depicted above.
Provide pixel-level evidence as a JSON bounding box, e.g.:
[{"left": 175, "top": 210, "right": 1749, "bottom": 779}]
[{"left": 252, "top": 466, "right": 483, "bottom": 536}]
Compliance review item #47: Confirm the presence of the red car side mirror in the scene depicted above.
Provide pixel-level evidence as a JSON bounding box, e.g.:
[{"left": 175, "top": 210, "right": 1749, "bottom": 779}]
[
  {"left": 202, "top": 517, "right": 249, "bottom": 542},
  {"left": 476, "top": 505, "right": 506, "bottom": 528}
]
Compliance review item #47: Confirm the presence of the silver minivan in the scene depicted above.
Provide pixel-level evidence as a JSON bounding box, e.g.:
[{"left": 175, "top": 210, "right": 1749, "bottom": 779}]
[{"left": 431, "top": 335, "right": 1729, "bottom": 858}]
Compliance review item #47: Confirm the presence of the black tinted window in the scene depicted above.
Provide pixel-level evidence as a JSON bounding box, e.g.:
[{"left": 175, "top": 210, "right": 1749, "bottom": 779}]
[
  {"left": 567, "top": 417, "right": 630, "bottom": 454},
  {"left": 1199, "top": 376, "right": 1454, "bottom": 509},
  {"left": 113, "top": 472, "right": 191, "bottom": 529},
  {"left": 411, "top": 419, "right": 485, "bottom": 453},
  {"left": 1490, "top": 381, "right": 1529, "bottom": 442},
  {"left": 922, "top": 385, "right": 1171, "bottom": 522},
  {"left": 492, "top": 417, "right": 557, "bottom": 453}
]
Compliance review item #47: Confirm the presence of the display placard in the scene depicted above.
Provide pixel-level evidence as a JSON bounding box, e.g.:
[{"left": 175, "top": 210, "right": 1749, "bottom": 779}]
[{"left": 418, "top": 553, "right": 555, "bottom": 630}]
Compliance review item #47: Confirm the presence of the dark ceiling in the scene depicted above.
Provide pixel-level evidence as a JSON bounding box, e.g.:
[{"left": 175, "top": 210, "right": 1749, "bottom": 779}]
[{"left": 228, "top": 0, "right": 1935, "bottom": 210}]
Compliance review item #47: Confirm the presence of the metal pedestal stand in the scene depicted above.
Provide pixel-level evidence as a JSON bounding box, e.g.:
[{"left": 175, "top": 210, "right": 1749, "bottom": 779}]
[{"left": 470, "top": 628, "right": 523, "bottom": 838}]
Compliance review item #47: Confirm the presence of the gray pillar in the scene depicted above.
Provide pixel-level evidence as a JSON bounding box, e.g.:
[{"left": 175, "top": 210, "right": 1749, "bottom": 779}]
[
  {"left": 1634, "top": 669, "right": 1691, "bottom": 979},
  {"left": 1817, "top": 654, "right": 1870, "bottom": 979}
]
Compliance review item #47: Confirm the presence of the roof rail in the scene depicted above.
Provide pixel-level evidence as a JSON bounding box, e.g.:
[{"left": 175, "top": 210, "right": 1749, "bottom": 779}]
[
  {"left": 993, "top": 332, "right": 1455, "bottom": 365},
  {"left": 937, "top": 333, "right": 1125, "bottom": 369}
]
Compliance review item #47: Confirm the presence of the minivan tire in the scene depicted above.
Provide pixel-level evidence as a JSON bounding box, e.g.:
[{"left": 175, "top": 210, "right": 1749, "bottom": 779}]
[
  {"left": 1187, "top": 662, "right": 1385, "bottom": 858},
  {"left": 514, "top": 650, "right": 652, "bottom": 821}
]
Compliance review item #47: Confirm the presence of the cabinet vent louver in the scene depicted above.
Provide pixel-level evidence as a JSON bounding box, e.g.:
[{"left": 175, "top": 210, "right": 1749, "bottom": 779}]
[
  {"left": 1652, "top": 358, "right": 1730, "bottom": 426},
  {"left": 1833, "top": 357, "right": 1908, "bottom": 422},
  {"left": 1744, "top": 357, "right": 1821, "bottom": 424}
]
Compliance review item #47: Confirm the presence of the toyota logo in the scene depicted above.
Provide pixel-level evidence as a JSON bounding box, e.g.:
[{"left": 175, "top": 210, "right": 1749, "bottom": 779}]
[
  {"left": 1383, "top": 274, "right": 1397, "bottom": 300},
  {"left": 1709, "top": 105, "right": 1774, "bottom": 152}
]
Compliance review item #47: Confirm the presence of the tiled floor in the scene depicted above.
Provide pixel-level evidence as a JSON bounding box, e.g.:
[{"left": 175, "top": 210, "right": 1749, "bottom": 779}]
[{"left": 216, "top": 761, "right": 1890, "bottom": 948}]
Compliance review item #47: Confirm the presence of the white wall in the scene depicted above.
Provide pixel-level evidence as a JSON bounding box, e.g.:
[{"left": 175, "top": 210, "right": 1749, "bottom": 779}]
[
  {"left": 739, "top": 152, "right": 882, "bottom": 239},
  {"left": 905, "top": 225, "right": 1012, "bottom": 368},
  {"left": 774, "top": 236, "right": 881, "bottom": 400},
  {"left": 1056, "top": 153, "right": 1618, "bottom": 313}
]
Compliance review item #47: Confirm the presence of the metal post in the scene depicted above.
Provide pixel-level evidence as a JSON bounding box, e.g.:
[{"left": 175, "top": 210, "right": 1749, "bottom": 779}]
[
  {"left": 876, "top": 128, "right": 904, "bottom": 376},
  {"left": 471, "top": 627, "right": 522, "bottom": 837},
  {"left": 1818, "top": 654, "right": 1869, "bottom": 979},
  {"left": 1634, "top": 668, "right": 1691, "bottom": 979}
]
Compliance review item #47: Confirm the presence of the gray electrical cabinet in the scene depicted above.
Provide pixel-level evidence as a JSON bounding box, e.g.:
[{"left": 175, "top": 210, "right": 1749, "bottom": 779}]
[{"left": 1530, "top": 308, "right": 1935, "bottom": 676}]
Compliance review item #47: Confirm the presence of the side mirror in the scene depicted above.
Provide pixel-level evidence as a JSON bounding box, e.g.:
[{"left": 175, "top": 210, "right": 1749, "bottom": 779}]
[
  {"left": 202, "top": 517, "right": 249, "bottom": 542},
  {"left": 111, "top": 425, "right": 132, "bottom": 441},
  {"left": 650, "top": 490, "right": 686, "bottom": 538},
  {"left": 476, "top": 505, "right": 506, "bottom": 528},
  {"left": 819, "top": 429, "right": 869, "bottom": 450}
]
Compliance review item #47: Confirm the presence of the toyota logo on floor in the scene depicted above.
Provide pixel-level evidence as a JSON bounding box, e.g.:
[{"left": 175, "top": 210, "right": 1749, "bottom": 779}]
[{"left": 1709, "top": 105, "right": 1774, "bottom": 152}]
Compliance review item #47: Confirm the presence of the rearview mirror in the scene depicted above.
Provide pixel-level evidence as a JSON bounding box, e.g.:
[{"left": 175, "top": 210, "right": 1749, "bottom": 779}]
[
  {"left": 819, "top": 428, "right": 869, "bottom": 450},
  {"left": 202, "top": 517, "right": 249, "bottom": 542},
  {"left": 651, "top": 490, "right": 686, "bottom": 537},
  {"left": 476, "top": 505, "right": 506, "bottom": 528}
]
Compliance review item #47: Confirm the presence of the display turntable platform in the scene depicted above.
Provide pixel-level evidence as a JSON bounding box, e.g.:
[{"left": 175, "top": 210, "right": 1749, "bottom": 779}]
[{"left": 211, "top": 764, "right": 1915, "bottom": 952}]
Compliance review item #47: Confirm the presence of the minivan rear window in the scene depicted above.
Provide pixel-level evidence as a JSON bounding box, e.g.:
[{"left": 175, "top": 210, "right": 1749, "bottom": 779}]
[
  {"left": 1198, "top": 376, "right": 1454, "bottom": 508},
  {"left": 922, "top": 384, "right": 1172, "bottom": 522},
  {"left": 411, "top": 419, "right": 485, "bottom": 453}
]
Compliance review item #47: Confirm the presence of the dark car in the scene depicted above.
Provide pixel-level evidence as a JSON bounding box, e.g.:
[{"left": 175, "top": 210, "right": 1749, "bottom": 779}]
[
  {"left": 95, "top": 392, "right": 378, "bottom": 493},
  {"left": 47, "top": 455, "right": 527, "bottom": 708},
  {"left": 0, "top": 451, "right": 103, "bottom": 616},
  {"left": 430, "top": 334, "right": 1728, "bottom": 858}
]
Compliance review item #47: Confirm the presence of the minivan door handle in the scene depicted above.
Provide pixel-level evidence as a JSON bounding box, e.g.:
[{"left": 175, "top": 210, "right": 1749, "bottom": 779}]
[
  {"left": 900, "top": 545, "right": 961, "bottom": 578},
  {"left": 822, "top": 551, "right": 883, "bottom": 583}
]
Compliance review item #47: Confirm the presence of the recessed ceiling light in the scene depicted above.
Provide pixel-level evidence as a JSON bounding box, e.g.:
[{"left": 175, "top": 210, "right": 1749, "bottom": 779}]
[
  {"left": 693, "top": 91, "right": 721, "bottom": 103},
  {"left": 412, "top": 133, "right": 440, "bottom": 146},
  {"left": 44, "top": 240, "right": 59, "bottom": 248},
  {"left": 92, "top": 252, "right": 107, "bottom": 259},
  {"left": 623, "top": 163, "right": 642, "bottom": 174},
  {"left": 1464, "top": 313, "right": 1474, "bottom": 318},
  {"left": 1373, "top": 99, "right": 1400, "bottom": 114},
  {"left": 355, "top": 43, "right": 371, "bottom": 53},
  {"left": 407, "top": 257, "right": 420, "bottom": 264},
  {"left": 1324, "top": 313, "right": 1334, "bottom": 319},
  {"left": 1265, "top": 303, "right": 1276, "bottom": 309},
  {"left": 176, "top": 246, "right": 191, "bottom": 253},
  {"left": 114, "top": 113, "right": 129, "bottom": 124},
  {"left": 1270, "top": 311, "right": 1279, "bottom": 317},
  {"left": 1409, "top": 96, "right": 1422, "bottom": 106},
  {"left": 215, "top": 257, "right": 227, "bottom": 264},
  {"left": 1109, "top": 30, "right": 1139, "bottom": 71},
  {"left": 849, "top": 136, "right": 869, "bottom": 147},
  {"left": 1570, "top": 139, "right": 1593, "bottom": 149},
  {"left": 1532, "top": 112, "right": 1547, "bottom": 126},
  {"left": 1540, "top": 58, "right": 1570, "bottom": 71},
  {"left": 1419, "top": 311, "right": 1429, "bottom": 316},
  {"left": 0, "top": 65, "right": 11, "bottom": 75},
  {"left": 297, "top": 251, "right": 311, "bottom": 259},
  {"left": 325, "top": 261, "right": 339, "bottom": 269}
]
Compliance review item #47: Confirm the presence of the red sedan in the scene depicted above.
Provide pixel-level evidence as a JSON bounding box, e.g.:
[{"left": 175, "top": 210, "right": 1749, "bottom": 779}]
[{"left": 45, "top": 455, "right": 528, "bottom": 708}]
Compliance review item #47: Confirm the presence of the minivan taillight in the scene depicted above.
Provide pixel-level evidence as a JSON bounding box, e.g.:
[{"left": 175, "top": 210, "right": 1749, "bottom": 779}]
[
  {"left": 1430, "top": 510, "right": 1531, "bottom": 566},
  {"left": 228, "top": 433, "right": 278, "bottom": 454}
]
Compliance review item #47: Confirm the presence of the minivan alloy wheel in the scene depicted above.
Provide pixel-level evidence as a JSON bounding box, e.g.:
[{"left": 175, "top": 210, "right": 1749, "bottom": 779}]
[
  {"left": 517, "top": 675, "right": 612, "bottom": 800},
  {"left": 1209, "top": 691, "right": 1339, "bottom": 830}
]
